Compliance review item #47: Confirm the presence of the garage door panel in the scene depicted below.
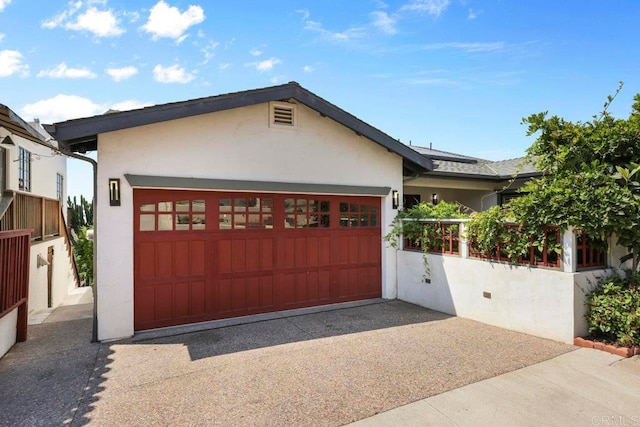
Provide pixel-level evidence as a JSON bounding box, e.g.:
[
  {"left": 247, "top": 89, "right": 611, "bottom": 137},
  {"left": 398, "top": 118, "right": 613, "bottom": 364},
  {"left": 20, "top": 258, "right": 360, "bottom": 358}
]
[
  {"left": 134, "top": 190, "right": 382, "bottom": 331},
  {"left": 261, "top": 239, "right": 273, "bottom": 269},
  {"left": 174, "top": 282, "right": 190, "bottom": 318},
  {"left": 191, "top": 280, "right": 206, "bottom": 315},
  {"left": 218, "top": 278, "right": 232, "bottom": 313},
  {"left": 295, "top": 272, "right": 308, "bottom": 303},
  {"left": 295, "top": 238, "right": 307, "bottom": 267},
  {"left": 278, "top": 238, "right": 295, "bottom": 269},
  {"left": 190, "top": 241, "right": 206, "bottom": 276},
  {"left": 134, "top": 285, "right": 156, "bottom": 328},
  {"left": 155, "top": 283, "right": 174, "bottom": 320},
  {"left": 138, "top": 242, "right": 156, "bottom": 279},
  {"left": 319, "top": 271, "right": 331, "bottom": 301},
  {"left": 319, "top": 237, "right": 331, "bottom": 265},
  {"left": 279, "top": 273, "right": 295, "bottom": 305},
  {"left": 231, "top": 240, "right": 246, "bottom": 272},
  {"left": 156, "top": 242, "right": 174, "bottom": 277},
  {"left": 245, "top": 276, "right": 260, "bottom": 309},
  {"left": 258, "top": 275, "right": 272, "bottom": 308},
  {"left": 231, "top": 277, "right": 246, "bottom": 311},
  {"left": 174, "top": 241, "right": 190, "bottom": 277},
  {"left": 218, "top": 240, "right": 232, "bottom": 273},
  {"left": 246, "top": 239, "right": 261, "bottom": 271},
  {"left": 307, "top": 271, "right": 319, "bottom": 301}
]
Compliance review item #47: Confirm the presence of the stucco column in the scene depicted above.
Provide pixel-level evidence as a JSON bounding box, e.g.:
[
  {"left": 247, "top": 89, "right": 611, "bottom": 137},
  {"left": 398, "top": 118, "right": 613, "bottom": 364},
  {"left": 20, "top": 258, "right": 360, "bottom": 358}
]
[
  {"left": 562, "top": 227, "right": 577, "bottom": 273},
  {"left": 459, "top": 222, "right": 468, "bottom": 259}
]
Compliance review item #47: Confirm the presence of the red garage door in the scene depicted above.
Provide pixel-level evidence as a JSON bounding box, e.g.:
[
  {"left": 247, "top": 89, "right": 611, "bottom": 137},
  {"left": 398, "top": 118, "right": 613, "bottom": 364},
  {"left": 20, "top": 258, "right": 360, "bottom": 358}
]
[{"left": 133, "top": 189, "right": 382, "bottom": 331}]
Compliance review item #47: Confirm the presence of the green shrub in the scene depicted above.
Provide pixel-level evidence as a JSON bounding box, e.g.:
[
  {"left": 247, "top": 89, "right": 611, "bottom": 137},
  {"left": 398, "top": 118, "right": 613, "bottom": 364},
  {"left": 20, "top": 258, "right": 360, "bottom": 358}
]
[
  {"left": 586, "top": 272, "right": 640, "bottom": 346},
  {"left": 74, "top": 226, "right": 94, "bottom": 286}
]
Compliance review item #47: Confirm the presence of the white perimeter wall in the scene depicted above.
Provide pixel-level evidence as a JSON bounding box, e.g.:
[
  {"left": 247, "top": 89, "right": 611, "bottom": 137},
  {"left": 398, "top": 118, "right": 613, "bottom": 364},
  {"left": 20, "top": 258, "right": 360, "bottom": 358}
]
[
  {"left": 398, "top": 250, "right": 609, "bottom": 344},
  {"left": 0, "top": 308, "right": 17, "bottom": 359},
  {"left": 28, "top": 237, "right": 78, "bottom": 313},
  {"left": 96, "top": 102, "right": 403, "bottom": 340}
]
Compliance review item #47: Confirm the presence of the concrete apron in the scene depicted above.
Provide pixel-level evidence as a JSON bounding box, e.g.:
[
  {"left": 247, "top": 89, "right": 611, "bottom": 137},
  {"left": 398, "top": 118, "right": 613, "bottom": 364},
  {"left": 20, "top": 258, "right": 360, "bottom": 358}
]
[{"left": 131, "top": 298, "right": 387, "bottom": 342}]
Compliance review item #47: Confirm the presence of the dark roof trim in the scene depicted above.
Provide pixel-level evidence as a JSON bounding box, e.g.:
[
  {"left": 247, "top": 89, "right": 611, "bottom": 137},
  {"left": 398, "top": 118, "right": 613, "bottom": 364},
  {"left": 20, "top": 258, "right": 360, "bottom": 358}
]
[
  {"left": 0, "top": 104, "right": 55, "bottom": 147},
  {"left": 424, "top": 171, "right": 541, "bottom": 182},
  {"left": 47, "top": 82, "right": 432, "bottom": 172},
  {"left": 124, "top": 174, "right": 392, "bottom": 196}
]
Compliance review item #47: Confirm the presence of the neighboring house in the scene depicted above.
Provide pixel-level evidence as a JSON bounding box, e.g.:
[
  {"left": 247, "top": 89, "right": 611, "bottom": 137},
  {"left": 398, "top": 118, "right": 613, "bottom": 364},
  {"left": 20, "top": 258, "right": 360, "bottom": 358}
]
[
  {"left": 0, "top": 104, "right": 80, "bottom": 358},
  {"left": 48, "top": 82, "right": 433, "bottom": 341},
  {"left": 403, "top": 146, "right": 540, "bottom": 212}
]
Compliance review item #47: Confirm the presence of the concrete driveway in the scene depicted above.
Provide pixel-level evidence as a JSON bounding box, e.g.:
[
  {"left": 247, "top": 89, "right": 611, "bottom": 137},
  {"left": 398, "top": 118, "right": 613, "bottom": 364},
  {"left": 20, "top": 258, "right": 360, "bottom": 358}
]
[{"left": 0, "top": 300, "right": 575, "bottom": 426}]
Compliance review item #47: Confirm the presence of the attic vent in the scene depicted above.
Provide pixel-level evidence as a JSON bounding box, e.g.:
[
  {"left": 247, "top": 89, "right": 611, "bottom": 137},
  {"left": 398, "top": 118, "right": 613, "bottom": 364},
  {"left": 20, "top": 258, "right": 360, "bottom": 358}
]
[{"left": 270, "top": 102, "right": 296, "bottom": 128}]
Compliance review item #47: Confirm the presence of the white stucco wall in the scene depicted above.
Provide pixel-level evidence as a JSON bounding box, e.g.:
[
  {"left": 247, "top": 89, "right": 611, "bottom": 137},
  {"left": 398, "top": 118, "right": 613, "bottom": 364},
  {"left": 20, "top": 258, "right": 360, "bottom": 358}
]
[
  {"left": 397, "top": 250, "right": 609, "bottom": 344},
  {"left": 0, "top": 308, "right": 17, "bottom": 359},
  {"left": 28, "top": 237, "right": 78, "bottom": 313},
  {"left": 96, "top": 101, "right": 403, "bottom": 340},
  {"left": 0, "top": 130, "right": 66, "bottom": 201}
]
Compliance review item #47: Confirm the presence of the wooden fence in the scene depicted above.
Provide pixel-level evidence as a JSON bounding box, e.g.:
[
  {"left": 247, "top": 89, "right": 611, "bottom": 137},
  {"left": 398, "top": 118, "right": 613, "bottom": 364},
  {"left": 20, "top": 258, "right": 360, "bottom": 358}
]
[{"left": 0, "top": 230, "right": 31, "bottom": 342}]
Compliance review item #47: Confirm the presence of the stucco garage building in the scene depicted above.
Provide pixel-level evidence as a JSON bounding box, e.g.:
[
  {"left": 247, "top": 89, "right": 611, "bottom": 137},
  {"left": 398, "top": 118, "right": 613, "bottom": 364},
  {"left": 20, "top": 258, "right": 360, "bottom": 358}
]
[{"left": 48, "top": 82, "right": 432, "bottom": 341}]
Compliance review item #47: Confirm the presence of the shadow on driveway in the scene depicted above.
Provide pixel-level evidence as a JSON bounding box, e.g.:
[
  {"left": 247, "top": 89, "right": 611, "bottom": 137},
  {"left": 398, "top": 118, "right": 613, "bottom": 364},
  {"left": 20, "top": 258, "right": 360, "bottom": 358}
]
[{"left": 128, "top": 300, "right": 451, "bottom": 361}]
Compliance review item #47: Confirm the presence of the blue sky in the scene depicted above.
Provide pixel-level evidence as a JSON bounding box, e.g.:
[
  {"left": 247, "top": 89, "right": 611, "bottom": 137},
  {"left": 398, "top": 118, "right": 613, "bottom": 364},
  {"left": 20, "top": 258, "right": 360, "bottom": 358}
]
[{"left": 1, "top": 0, "right": 639, "bottom": 199}]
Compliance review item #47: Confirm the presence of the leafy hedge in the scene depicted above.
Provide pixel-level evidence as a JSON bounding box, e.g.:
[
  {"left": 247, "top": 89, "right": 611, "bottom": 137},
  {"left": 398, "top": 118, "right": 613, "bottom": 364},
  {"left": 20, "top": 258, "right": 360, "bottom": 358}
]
[{"left": 586, "top": 272, "right": 640, "bottom": 346}]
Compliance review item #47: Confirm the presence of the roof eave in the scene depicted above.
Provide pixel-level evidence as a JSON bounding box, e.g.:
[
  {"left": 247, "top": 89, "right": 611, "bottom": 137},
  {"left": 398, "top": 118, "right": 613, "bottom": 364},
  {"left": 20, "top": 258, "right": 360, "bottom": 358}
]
[{"left": 48, "top": 83, "right": 432, "bottom": 172}]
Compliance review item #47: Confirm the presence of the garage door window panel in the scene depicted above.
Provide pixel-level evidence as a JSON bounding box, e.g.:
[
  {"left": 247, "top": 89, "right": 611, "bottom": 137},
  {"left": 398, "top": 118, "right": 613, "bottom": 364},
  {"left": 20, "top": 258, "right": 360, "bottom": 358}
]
[
  {"left": 285, "top": 198, "right": 330, "bottom": 229},
  {"left": 139, "top": 199, "right": 206, "bottom": 231},
  {"left": 339, "top": 201, "right": 378, "bottom": 228}
]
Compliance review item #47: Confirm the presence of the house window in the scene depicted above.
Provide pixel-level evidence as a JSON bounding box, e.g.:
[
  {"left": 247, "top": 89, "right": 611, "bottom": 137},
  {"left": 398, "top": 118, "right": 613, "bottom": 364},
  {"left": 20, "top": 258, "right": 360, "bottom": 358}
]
[
  {"left": 18, "top": 147, "right": 31, "bottom": 192},
  {"left": 56, "top": 173, "right": 63, "bottom": 200}
]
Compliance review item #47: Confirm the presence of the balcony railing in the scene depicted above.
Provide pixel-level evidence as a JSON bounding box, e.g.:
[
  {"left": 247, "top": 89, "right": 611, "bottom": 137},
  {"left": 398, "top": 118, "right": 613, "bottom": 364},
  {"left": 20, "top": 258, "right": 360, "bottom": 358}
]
[{"left": 0, "top": 191, "right": 60, "bottom": 242}]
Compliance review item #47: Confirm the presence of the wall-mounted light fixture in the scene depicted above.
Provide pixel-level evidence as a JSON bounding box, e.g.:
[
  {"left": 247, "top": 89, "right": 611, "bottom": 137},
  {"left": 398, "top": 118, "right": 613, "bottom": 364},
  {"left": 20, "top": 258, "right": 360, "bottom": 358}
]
[
  {"left": 392, "top": 190, "right": 399, "bottom": 209},
  {"left": 109, "top": 178, "right": 121, "bottom": 206},
  {"left": 431, "top": 193, "right": 439, "bottom": 205}
]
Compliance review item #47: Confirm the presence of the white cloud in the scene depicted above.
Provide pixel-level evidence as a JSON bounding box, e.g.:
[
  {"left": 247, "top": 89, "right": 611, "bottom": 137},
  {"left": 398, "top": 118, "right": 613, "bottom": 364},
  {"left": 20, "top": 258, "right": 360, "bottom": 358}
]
[
  {"left": 66, "top": 7, "right": 124, "bottom": 37},
  {"left": 247, "top": 57, "right": 281, "bottom": 72},
  {"left": 153, "top": 64, "right": 195, "bottom": 83},
  {"left": 303, "top": 65, "right": 314, "bottom": 73},
  {"left": 200, "top": 41, "right": 219, "bottom": 64},
  {"left": 401, "top": 0, "right": 451, "bottom": 16},
  {"left": 467, "top": 8, "right": 481, "bottom": 20},
  {"left": 109, "top": 99, "right": 152, "bottom": 111},
  {"left": 43, "top": 2, "right": 124, "bottom": 37},
  {"left": 300, "top": 12, "right": 365, "bottom": 43},
  {"left": 142, "top": 0, "right": 205, "bottom": 40},
  {"left": 250, "top": 48, "right": 262, "bottom": 56},
  {"left": 218, "top": 63, "right": 230, "bottom": 70},
  {"left": 0, "top": 50, "right": 29, "bottom": 77},
  {"left": 0, "top": 0, "right": 11, "bottom": 12},
  {"left": 0, "top": 33, "right": 5, "bottom": 41},
  {"left": 370, "top": 11, "right": 397, "bottom": 35},
  {"left": 304, "top": 19, "right": 366, "bottom": 42},
  {"left": 106, "top": 65, "right": 138, "bottom": 81},
  {"left": 37, "top": 63, "right": 97, "bottom": 79},
  {"left": 21, "top": 94, "right": 151, "bottom": 123}
]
